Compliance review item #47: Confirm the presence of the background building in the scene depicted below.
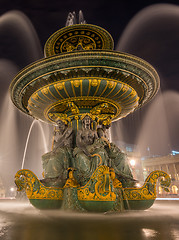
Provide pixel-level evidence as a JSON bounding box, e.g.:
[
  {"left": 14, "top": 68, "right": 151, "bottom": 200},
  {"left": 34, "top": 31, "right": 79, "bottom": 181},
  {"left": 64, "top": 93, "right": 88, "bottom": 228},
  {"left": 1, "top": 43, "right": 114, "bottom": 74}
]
[
  {"left": 0, "top": 176, "right": 5, "bottom": 198},
  {"left": 116, "top": 140, "right": 179, "bottom": 197},
  {"left": 142, "top": 152, "right": 179, "bottom": 197}
]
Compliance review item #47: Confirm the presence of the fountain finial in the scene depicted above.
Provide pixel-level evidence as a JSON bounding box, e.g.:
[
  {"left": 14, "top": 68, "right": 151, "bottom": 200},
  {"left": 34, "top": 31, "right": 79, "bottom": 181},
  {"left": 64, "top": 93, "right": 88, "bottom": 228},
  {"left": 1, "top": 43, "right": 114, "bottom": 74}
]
[
  {"left": 79, "top": 10, "right": 86, "bottom": 24},
  {"left": 65, "top": 10, "right": 86, "bottom": 26}
]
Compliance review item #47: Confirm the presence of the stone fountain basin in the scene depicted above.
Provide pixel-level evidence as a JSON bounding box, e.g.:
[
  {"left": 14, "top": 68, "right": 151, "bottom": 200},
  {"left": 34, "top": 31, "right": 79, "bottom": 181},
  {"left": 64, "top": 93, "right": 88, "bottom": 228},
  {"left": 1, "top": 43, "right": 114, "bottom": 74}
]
[{"left": 14, "top": 166, "right": 170, "bottom": 212}]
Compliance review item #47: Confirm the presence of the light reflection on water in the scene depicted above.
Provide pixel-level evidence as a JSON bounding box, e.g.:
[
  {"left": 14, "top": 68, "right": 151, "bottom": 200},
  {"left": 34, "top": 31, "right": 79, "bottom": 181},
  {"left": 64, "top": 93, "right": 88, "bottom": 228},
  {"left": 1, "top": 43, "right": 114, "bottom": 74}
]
[
  {"left": 0, "top": 200, "right": 179, "bottom": 240},
  {"left": 142, "top": 229, "right": 158, "bottom": 239}
]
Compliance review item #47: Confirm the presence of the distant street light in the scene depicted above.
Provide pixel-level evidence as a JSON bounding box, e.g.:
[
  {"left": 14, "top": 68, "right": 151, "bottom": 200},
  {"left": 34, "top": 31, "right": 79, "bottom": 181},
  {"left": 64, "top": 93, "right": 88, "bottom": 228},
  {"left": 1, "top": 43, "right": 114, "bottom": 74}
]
[
  {"left": 130, "top": 159, "right": 136, "bottom": 167},
  {"left": 136, "top": 183, "right": 141, "bottom": 188},
  {"left": 10, "top": 187, "right": 15, "bottom": 192}
]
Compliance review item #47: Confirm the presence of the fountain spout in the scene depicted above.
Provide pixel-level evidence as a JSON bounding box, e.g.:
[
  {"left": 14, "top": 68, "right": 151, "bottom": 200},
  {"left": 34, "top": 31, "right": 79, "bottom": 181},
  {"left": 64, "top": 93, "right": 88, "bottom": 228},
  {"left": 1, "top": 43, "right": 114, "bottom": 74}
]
[{"left": 65, "top": 10, "right": 86, "bottom": 26}]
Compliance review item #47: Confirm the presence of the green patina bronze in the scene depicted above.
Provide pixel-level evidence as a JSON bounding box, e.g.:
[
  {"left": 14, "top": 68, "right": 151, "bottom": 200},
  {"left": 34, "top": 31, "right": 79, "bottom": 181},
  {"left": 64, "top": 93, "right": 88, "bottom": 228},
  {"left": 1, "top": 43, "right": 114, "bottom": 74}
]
[
  {"left": 15, "top": 166, "right": 171, "bottom": 211},
  {"left": 9, "top": 50, "right": 159, "bottom": 125},
  {"left": 29, "top": 199, "right": 63, "bottom": 210},
  {"left": 11, "top": 14, "right": 170, "bottom": 212}
]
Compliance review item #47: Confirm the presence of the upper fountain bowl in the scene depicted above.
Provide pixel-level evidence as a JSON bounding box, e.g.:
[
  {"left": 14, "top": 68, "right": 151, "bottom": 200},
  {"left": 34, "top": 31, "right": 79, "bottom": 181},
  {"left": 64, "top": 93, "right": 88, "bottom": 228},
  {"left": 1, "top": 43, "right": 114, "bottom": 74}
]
[
  {"left": 10, "top": 24, "right": 160, "bottom": 125},
  {"left": 44, "top": 24, "right": 114, "bottom": 56}
]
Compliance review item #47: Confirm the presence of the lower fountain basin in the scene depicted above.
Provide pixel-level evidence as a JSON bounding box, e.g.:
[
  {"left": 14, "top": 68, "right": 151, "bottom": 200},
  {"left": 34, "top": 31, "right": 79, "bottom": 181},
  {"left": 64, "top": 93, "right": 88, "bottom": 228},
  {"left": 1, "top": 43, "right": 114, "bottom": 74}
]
[{"left": 15, "top": 166, "right": 171, "bottom": 212}]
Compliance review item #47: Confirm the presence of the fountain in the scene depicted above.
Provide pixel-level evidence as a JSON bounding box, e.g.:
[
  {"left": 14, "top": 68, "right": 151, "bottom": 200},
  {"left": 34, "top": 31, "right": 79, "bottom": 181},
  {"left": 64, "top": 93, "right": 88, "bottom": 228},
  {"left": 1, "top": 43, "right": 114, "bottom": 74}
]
[{"left": 9, "top": 11, "right": 171, "bottom": 212}]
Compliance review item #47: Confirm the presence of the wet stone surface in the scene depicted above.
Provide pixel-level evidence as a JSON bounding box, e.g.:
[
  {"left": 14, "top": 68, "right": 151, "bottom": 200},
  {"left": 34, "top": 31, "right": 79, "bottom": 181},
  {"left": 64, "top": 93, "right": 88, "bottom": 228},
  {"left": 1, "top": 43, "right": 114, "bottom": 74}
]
[{"left": 0, "top": 200, "right": 179, "bottom": 240}]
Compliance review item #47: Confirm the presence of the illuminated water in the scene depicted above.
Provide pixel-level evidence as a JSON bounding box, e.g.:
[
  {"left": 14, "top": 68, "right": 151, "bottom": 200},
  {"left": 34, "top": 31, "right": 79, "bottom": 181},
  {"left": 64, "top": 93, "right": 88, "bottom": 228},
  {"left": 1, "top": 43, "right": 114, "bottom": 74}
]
[
  {"left": 21, "top": 119, "right": 49, "bottom": 169},
  {"left": 0, "top": 11, "right": 51, "bottom": 195},
  {"left": 135, "top": 91, "right": 179, "bottom": 156},
  {"left": 111, "top": 4, "right": 179, "bottom": 157},
  {"left": 0, "top": 10, "right": 43, "bottom": 63},
  {"left": 0, "top": 200, "right": 179, "bottom": 240}
]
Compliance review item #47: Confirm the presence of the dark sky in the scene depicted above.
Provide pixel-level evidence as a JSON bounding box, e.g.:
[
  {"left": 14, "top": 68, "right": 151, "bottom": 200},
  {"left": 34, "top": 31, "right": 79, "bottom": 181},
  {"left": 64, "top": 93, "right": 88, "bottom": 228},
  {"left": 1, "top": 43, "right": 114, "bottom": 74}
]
[{"left": 0, "top": 0, "right": 178, "bottom": 67}]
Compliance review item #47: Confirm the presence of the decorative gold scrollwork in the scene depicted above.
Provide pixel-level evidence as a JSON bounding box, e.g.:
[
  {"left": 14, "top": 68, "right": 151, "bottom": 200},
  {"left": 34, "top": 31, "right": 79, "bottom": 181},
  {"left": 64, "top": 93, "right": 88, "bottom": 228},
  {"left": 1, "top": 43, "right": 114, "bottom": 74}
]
[
  {"left": 123, "top": 170, "right": 171, "bottom": 200},
  {"left": 48, "top": 113, "right": 71, "bottom": 124},
  {"left": 77, "top": 165, "right": 116, "bottom": 201},
  {"left": 90, "top": 103, "right": 115, "bottom": 115},
  {"left": 67, "top": 102, "right": 79, "bottom": 115},
  {"left": 64, "top": 168, "right": 80, "bottom": 188},
  {"left": 15, "top": 169, "right": 63, "bottom": 200},
  {"left": 80, "top": 113, "right": 96, "bottom": 121}
]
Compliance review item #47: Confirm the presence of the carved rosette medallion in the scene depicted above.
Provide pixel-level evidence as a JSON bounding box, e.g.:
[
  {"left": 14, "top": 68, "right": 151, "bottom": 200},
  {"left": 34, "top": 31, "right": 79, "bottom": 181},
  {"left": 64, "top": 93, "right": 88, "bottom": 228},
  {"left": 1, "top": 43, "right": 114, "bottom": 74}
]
[{"left": 44, "top": 24, "right": 114, "bottom": 56}]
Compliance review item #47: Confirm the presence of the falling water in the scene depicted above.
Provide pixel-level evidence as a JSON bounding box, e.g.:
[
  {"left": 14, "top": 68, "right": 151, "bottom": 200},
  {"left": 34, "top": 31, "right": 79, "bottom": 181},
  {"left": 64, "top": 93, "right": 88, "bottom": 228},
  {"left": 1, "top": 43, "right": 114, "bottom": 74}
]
[
  {"left": 0, "top": 60, "right": 19, "bottom": 195},
  {"left": 135, "top": 91, "right": 171, "bottom": 156},
  {"left": 20, "top": 119, "right": 35, "bottom": 170},
  {"left": 0, "top": 93, "right": 19, "bottom": 170},
  {"left": 0, "top": 10, "right": 43, "bottom": 65},
  {"left": 21, "top": 119, "right": 49, "bottom": 169},
  {"left": 112, "top": 3, "right": 179, "bottom": 157},
  {"left": 36, "top": 121, "right": 49, "bottom": 153},
  {"left": 0, "top": 11, "right": 44, "bottom": 193}
]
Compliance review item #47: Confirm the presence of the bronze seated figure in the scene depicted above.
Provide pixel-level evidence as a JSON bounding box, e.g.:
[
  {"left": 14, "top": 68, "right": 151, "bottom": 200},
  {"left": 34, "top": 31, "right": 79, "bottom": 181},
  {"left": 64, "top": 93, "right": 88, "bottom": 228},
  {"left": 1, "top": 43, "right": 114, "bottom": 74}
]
[{"left": 41, "top": 116, "right": 135, "bottom": 189}]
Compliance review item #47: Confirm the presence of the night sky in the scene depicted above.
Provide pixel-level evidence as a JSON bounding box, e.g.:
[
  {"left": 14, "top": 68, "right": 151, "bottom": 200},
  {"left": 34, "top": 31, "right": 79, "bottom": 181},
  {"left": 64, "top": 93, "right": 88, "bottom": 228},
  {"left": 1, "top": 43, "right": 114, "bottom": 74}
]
[{"left": 0, "top": 0, "right": 178, "bottom": 69}]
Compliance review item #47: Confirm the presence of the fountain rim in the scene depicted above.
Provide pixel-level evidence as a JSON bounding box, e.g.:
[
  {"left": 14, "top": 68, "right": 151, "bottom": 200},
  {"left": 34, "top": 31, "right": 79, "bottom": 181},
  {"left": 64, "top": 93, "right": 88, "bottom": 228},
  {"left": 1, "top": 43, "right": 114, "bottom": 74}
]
[
  {"left": 9, "top": 49, "right": 160, "bottom": 121},
  {"left": 10, "top": 48, "right": 160, "bottom": 88}
]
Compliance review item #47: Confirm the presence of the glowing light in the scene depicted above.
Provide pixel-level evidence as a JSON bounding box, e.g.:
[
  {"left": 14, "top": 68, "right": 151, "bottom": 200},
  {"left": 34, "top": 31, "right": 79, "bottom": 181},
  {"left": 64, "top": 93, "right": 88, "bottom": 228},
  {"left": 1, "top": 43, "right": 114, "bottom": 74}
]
[
  {"left": 10, "top": 187, "right": 15, "bottom": 192},
  {"left": 130, "top": 159, "right": 136, "bottom": 167},
  {"left": 172, "top": 150, "right": 179, "bottom": 155},
  {"left": 142, "top": 228, "right": 157, "bottom": 238},
  {"left": 136, "top": 183, "right": 141, "bottom": 188}
]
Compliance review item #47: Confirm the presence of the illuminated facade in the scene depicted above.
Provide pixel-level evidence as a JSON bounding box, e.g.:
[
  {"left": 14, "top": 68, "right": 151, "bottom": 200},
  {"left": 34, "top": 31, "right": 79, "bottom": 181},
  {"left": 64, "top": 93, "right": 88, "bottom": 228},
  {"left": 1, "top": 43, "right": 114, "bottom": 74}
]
[
  {"left": 142, "top": 154, "right": 179, "bottom": 197},
  {"left": 0, "top": 177, "right": 5, "bottom": 198}
]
